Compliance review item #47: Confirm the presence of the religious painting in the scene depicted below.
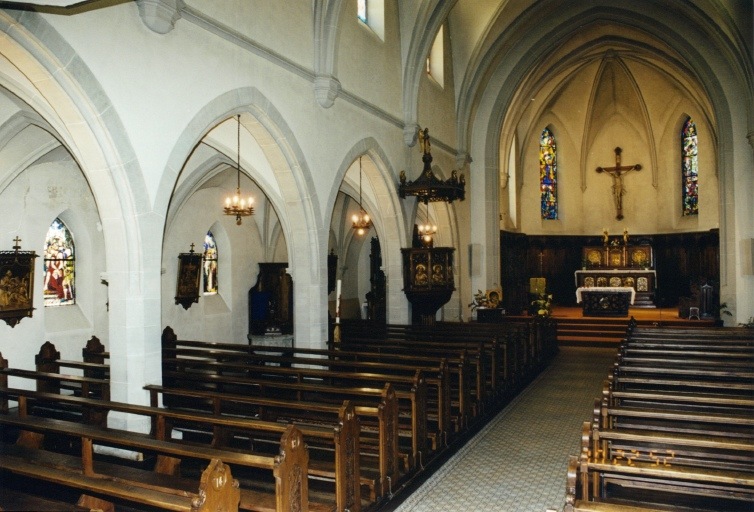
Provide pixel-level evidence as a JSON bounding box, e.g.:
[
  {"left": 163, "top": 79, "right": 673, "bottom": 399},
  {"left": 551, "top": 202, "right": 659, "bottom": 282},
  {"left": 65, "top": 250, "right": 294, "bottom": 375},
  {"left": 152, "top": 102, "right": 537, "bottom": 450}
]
[
  {"left": 629, "top": 247, "right": 651, "bottom": 268},
  {"left": 0, "top": 240, "right": 37, "bottom": 327},
  {"left": 409, "top": 251, "right": 430, "bottom": 288},
  {"left": 43, "top": 218, "right": 75, "bottom": 307},
  {"left": 586, "top": 249, "right": 602, "bottom": 267},
  {"left": 485, "top": 288, "right": 503, "bottom": 308},
  {"left": 609, "top": 248, "right": 623, "bottom": 267},
  {"left": 175, "top": 250, "right": 202, "bottom": 310}
]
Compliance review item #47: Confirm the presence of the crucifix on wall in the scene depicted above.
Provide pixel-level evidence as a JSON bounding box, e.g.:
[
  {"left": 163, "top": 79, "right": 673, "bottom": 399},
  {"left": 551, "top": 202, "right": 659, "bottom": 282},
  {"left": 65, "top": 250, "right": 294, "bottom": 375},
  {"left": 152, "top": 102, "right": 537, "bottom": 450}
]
[{"left": 596, "top": 147, "right": 642, "bottom": 220}]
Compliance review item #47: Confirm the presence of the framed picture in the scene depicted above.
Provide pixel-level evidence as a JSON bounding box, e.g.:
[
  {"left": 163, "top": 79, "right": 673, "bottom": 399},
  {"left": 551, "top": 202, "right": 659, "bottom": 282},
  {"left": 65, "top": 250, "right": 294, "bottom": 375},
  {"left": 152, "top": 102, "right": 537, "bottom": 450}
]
[
  {"left": 485, "top": 288, "right": 503, "bottom": 308},
  {"left": 0, "top": 240, "right": 38, "bottom": 327},
  {"left": 175, "top": 250, "right": 202, "bottom": 310}
]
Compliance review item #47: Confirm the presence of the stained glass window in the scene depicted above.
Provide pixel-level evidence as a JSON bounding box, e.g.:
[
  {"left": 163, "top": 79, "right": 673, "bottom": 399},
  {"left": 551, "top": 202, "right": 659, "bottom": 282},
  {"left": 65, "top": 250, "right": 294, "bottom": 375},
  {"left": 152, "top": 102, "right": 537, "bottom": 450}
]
[
  {"left": 539, "top": 128, "right": 557, "bottom": 219},
  {"left": 681, "top": 117, "right": 699, "bottom": 216},
  {"left": 43, "top": 218, "right": 75, "bottom": 306},
  {"left": 357, "top": 0, "right": 367, "bottom": 23},
  {"left": 203, "top": 232, "right": 218, "bottom": 295}
]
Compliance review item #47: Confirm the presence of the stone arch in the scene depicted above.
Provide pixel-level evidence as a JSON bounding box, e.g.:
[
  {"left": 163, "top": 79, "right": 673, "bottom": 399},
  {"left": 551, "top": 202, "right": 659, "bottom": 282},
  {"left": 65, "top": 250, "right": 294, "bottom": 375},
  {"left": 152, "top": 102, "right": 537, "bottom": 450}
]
[
  {"left": 464, "top": 2, "right": 752, "bottom": 320},
  {"left": 328, "top": 138, "right": 410, "bottom": 324},
  {"left": 0, "top": 11, "right": 156, "bottom": 409},
  {"left": 155, "top": 87, "right": 327, "bottom": 345}
]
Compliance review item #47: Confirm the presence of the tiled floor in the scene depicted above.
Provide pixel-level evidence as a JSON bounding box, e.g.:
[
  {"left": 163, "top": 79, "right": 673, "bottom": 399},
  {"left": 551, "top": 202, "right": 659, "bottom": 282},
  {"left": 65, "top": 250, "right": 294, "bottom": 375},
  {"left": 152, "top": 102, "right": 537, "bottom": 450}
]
[{"left": 389, "top": 346, "right": 617, "bottom": 512}]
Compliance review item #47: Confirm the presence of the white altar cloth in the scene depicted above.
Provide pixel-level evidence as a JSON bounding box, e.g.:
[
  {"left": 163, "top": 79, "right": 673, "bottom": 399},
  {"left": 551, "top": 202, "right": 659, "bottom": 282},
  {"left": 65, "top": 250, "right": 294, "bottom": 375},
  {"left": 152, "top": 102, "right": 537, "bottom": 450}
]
[{"left": 576, "top": 286, "right": 635, "bottom": 304}]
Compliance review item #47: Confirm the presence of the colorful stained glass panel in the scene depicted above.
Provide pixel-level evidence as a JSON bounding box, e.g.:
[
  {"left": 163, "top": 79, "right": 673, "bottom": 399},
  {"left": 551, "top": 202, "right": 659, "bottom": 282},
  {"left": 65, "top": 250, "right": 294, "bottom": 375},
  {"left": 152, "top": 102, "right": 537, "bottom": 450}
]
[
  {"left": 540, "top": 128, "right": 558, "bottom": 219},
  {"left": 681, "top": 118, "right": 698, "bottom": 216},
  {"left": 43, "top": 218, "right": 75, "bottom": 306},
  {"left": 203, "top": 232, "right": 218, "bottom": 295}
]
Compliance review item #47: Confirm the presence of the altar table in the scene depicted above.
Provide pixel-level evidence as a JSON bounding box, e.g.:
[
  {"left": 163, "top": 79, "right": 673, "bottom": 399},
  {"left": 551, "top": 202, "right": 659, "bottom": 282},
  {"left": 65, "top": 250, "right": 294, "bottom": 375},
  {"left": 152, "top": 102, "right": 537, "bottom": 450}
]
[
  {"left": 576, "top": 287, "right": 635, "bottom": 317},
  {"left": 574, "top": 269, "right": 656, "bottom": 307}
]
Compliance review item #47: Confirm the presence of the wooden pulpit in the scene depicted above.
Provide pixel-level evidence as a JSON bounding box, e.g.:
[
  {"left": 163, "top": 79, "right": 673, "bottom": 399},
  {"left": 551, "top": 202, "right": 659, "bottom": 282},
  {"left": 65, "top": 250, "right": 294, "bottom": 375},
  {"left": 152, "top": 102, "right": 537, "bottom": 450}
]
[{"left": 401, "top": 247, "right": 455, "bottom": 325}]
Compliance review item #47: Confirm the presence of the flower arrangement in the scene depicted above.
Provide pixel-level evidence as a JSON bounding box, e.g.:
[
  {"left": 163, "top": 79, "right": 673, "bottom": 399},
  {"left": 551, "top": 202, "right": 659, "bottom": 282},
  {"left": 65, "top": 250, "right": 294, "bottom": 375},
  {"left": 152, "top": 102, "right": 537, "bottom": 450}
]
[
  {"left": 531, "top": 293, "right": 553, "bottom": 317},
  {"left": 468, "top": 289, "right": 490, "bottom": 311}
]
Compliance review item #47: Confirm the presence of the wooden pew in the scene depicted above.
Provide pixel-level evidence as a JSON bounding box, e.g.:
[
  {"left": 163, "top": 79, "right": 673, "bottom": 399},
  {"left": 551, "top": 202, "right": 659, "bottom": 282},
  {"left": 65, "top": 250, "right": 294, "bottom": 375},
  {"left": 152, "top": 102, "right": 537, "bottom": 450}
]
[
  {"left": 1, "top": 449, "right": 242, "bottom": 512},
  {"left": 34, "top": 341, "right": 109, "bottom": 401},
  {"left": 340, "top": 315, "right": 559, "bottom": 399},
  {"left": 161, "top": 328, "right": 445, "bottom": 449},
  {"left": 163, "top": 336, "right": 452, "bottom": 442},
  {"left": 163, "top": 342, "right": 461, "bottom": 434},
  {"left": 565, "top": 323, "right": 754, "bottom": 511},
  {"left": 160, "top": 366, "right": 430, "bottom": 473},
  {"left": 329, "top": 337, "right": 488, "bottom": 416},
  {"left": 567, "top": 452, "right": 754, "bottom": 511},
  {"left": 0, "top": 366, "right": 110, "bottom": 427},
  {"left": 0, "top": 485, "right": 97, "bottom": 512},
  {"left": 0, "top": 386, "right": 331, "bottom": 512},
  {"left": 81, "top": 336, "right": 109, "bottom": 380},
  {"left": 146, "top": 382, "right": 398, "bottom": 501},
  {"left": 570, "top": 420, "right": 754, "bottom": 511}
]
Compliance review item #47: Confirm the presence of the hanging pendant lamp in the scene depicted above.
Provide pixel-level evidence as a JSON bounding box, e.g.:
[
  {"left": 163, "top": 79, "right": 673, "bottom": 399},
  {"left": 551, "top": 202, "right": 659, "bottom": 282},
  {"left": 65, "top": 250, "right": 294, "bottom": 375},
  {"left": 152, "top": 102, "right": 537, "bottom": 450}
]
[
  {"left": 223, "top": 114, "right": 255, "bottom": 225},
  {"left": 351, "top": 156, "right": 372, "bottom": 235}
]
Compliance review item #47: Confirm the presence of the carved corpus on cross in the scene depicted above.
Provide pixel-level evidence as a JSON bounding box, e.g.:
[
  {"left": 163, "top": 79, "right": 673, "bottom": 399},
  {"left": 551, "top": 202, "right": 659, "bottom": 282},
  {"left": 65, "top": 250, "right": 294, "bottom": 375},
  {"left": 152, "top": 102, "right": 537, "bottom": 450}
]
[{"left": 596, "top": 147, "right": 642, "bottom": 220}]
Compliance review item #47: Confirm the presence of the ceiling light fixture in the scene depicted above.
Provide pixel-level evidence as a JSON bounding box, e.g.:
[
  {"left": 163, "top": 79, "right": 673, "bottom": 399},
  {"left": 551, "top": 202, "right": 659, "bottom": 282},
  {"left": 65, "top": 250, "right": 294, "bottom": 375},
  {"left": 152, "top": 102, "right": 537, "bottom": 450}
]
[
  {"left": 351, "top": 156, "right": 372, "bottom": 236},
  {"left": 223, "top": 114, "right": 254, "bottom": 225}
]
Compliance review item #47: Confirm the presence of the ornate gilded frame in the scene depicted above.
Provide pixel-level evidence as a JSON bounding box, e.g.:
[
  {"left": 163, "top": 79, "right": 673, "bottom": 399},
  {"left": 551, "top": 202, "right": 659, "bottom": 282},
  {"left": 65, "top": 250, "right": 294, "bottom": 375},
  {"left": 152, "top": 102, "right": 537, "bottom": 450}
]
[
  {"left": 175, "top": 249, "right": 202, "bottom": 310},
  {"left": 0, "top": 239, "right": 38, "bottom": 327}
]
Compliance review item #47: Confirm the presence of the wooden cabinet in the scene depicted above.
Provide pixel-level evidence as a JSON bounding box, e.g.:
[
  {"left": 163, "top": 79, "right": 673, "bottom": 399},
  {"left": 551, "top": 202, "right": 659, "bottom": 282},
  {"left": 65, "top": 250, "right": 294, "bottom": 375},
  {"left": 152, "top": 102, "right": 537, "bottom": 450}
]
[{"left": 248, "top": 263, "right": 293, "bottom": 335}]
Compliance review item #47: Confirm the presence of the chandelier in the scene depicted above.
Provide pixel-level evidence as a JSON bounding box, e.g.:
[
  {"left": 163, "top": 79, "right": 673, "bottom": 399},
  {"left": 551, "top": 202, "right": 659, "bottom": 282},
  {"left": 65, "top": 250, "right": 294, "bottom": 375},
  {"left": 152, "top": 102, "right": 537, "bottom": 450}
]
[
  {"left": 417, "top": 201, "right": 437, "bottom": 246},
  {"left": 398, "top": 127, "right": 465, "bottom": 204},
  {"left": 351, "top": 156, "right": 372, "bottom": 235},
  {"left": 223, "top": 114, "right": 254, "bottom": 225}
]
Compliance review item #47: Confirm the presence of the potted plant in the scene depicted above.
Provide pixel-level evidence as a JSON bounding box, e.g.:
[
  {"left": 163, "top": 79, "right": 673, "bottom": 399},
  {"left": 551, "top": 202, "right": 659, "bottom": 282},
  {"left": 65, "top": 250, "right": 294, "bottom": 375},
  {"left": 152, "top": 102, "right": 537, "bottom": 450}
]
[{"left": 530, "top": 293, "right": 553, "bottom": 317}]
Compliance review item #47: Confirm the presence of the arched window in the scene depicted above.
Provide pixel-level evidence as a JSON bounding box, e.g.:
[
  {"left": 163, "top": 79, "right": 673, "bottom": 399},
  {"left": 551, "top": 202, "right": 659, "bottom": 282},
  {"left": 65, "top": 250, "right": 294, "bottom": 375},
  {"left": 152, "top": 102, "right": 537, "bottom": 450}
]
[
  {"left": 539, "top": 128, "right": 558, "bottom": 219},
  {"left": 203, "top": 232, "right": 218, "bottom": 295},
  {"left": 357, "top": 0, "right": 384, "bottom": 40},
  {"left": 43, "top": 218, "right": 75, "bottom": 306},
  {"left": 357, "top": 0, "right": 367, "bottom": 23},
  {"left": 681, "top": 117, "right": 699, "bottom": 216},
  {"left": 426, "top": 25, "right": 444, "bottom": 87}
]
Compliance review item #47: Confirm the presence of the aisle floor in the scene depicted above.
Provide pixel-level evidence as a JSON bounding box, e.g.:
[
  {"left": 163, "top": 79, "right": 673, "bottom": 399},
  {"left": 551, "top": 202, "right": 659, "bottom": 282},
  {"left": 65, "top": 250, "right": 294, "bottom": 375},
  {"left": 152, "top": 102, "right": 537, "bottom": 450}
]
[{"left": 389, "top": 346, "right": 617, "bottom": 512}]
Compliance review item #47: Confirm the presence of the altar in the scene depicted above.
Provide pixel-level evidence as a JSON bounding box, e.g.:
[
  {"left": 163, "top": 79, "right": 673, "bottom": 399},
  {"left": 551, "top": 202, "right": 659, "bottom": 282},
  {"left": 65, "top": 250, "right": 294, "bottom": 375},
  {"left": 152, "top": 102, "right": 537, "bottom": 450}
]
[
  {"left": 574, "top": 269, "right": 656, "bottom": 307},
  {"left": 576, "top": 287, "right": 634, "bottom": 317},
  {"left": 577, "top": 243, "right": 657, "bottom": 307}
]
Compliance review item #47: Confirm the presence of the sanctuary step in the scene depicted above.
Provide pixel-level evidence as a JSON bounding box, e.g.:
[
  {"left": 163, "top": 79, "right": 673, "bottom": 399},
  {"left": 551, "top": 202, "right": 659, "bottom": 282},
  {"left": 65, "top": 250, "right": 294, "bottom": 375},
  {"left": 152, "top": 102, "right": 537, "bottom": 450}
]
[{"left": 553, "top": 309, "right": 716, "bottom": 346}]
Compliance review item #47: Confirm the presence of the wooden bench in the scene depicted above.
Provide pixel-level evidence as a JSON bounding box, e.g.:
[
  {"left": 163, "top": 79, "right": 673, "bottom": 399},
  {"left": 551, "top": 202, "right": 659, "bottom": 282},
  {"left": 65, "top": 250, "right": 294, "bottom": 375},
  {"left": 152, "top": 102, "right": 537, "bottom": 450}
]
[
  {"left": 329, "top": 337, "right": 488, "bottom": 416},
  {"left": 342, "top": 321, "right": 513, "bottom": 392},
  {"left": 1, "top": 446, "right": 242, "bottom": 512},
  {"left": 0, "top": 388, "right": 330, "bottom": 511},
  {"left": 0, "top": 366, "right": 110, "bottom": 426},
  {"left": 160, "top": 328, "right": 443, "bottom": 451},
  {"left": 341, "top": 316, "right": 558, "bottom": 399},
  {"left": 565, "top": 324, "right": 754, "bottom": 512},
  {"left": 161, "top": 329, "right": 454, "bottom": 441},
  {"left": 34, "top": 341, "right": 109, "bottom": 399},
  {"left": 567, "top": 452, "right": 754, "bottom": 512},
  {"left": 146, "top": 382, "right": 398, "bottom": 501},
  {"left": 160, "top": 366, "right": 430, "bottom": 472}
]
